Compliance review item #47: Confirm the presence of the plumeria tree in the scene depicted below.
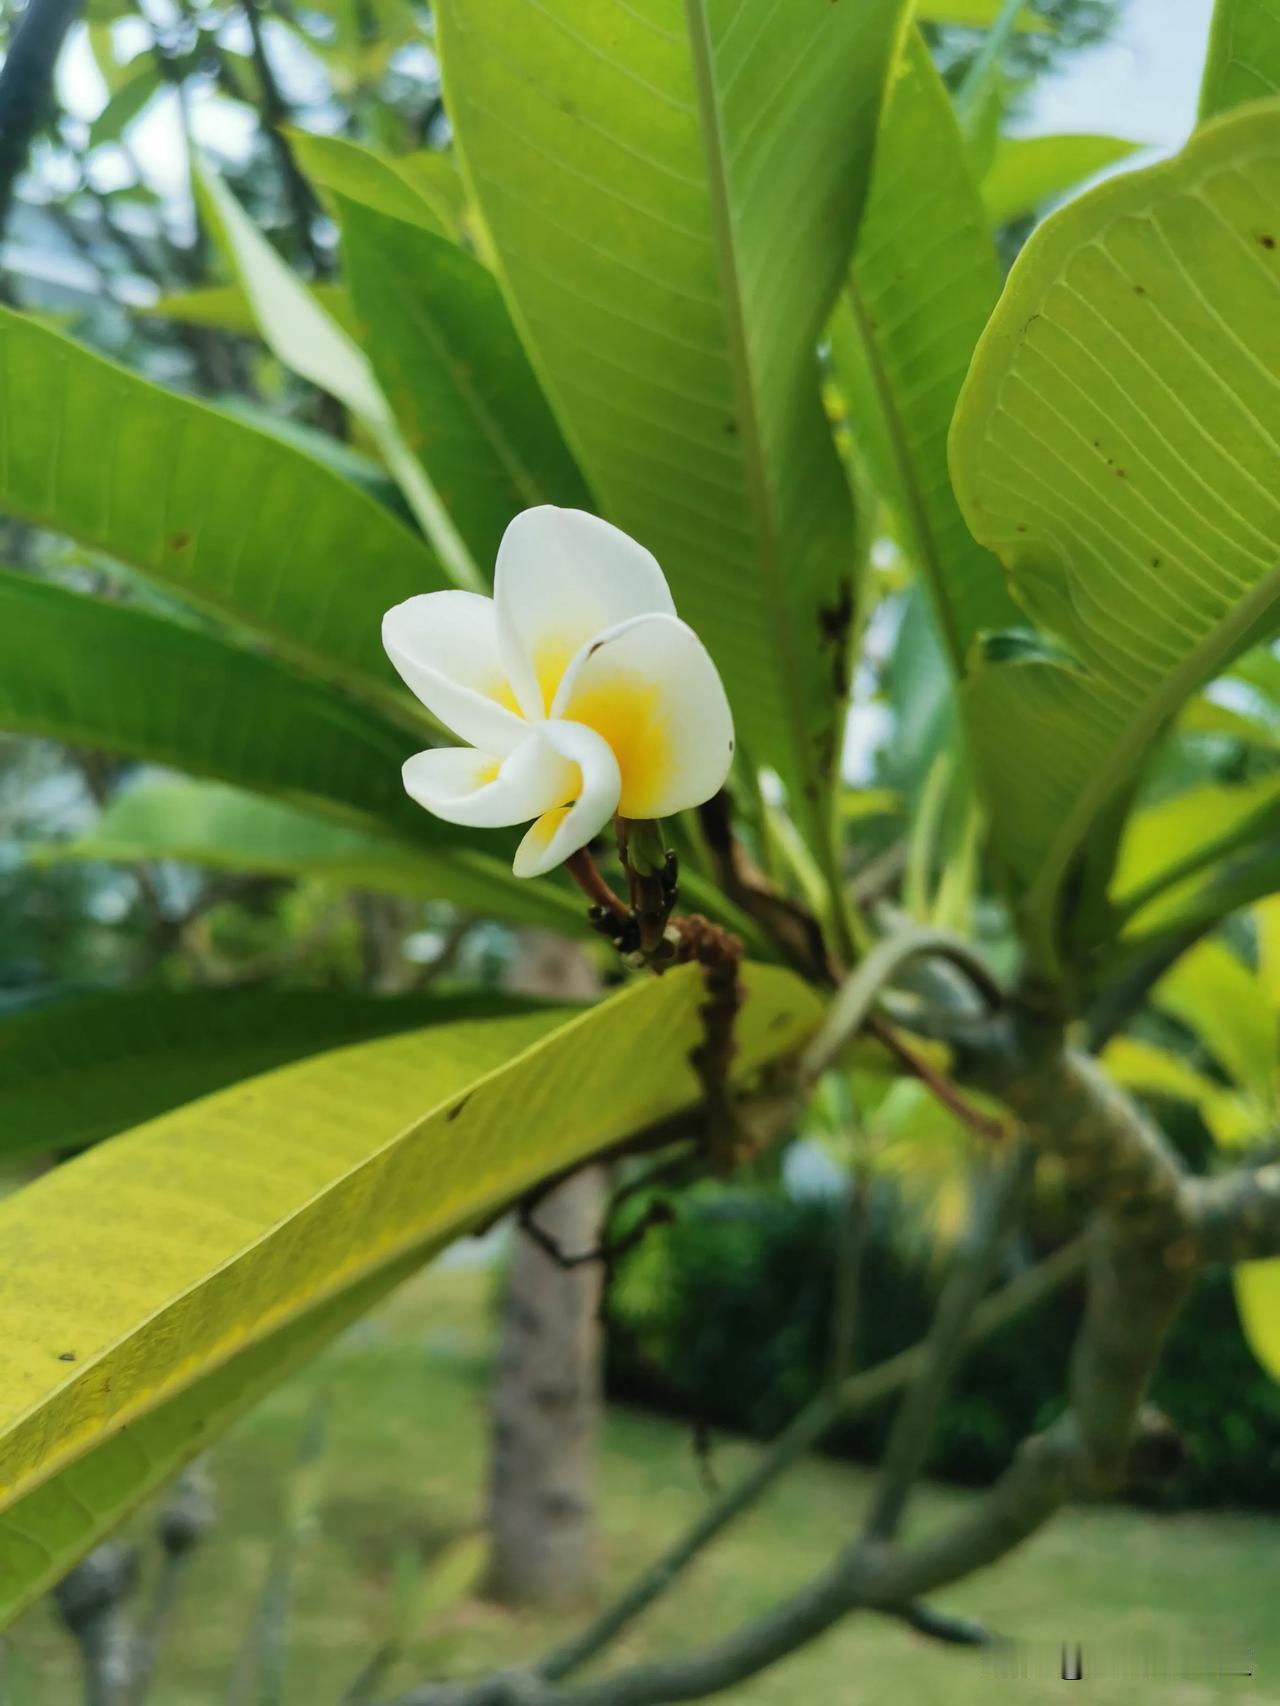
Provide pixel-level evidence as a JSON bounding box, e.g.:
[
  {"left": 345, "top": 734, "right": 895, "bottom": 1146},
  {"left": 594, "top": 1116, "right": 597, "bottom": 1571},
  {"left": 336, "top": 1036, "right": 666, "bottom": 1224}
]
[{"left": 2, "top": 0, "right": 1280, "bottom": 1700}]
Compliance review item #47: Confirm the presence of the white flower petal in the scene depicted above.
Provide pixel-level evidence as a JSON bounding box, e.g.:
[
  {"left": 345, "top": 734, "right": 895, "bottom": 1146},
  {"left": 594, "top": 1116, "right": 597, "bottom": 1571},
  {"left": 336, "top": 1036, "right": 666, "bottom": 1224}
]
[
  {"left": 494, "top": 507, "right": 676, "bottom": 718},
  {"left": 383, "top": 590, "right": 525, "bottom": 755},
  {"left": 550, "top": 613, "right": 734, "bottom": 820},
  {"left": 512, "top": 720, "right": 621, "bottom": 878},
  {"left": 402, "top": 732, "right": 576, "bottom": 829}
]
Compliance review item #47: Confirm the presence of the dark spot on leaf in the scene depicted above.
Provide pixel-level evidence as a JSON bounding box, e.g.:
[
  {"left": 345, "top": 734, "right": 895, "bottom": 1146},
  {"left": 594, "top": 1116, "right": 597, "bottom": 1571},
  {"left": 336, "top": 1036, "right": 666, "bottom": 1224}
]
[
  {"left": 723, "top": 419, "right": 738, "bottom": 436},
  {"left": 728, "top": 738, "right": 734, "bottom": 753},
  {"left": 768, "top": 1011, "right": 792, "bottom": 1031},
  {"left": 1260, "top": 234, "right": 1276, "bottom": 249},
  {"left": 1152, "top": 557, "right": 1162, "bottom": 568},
  {"left": 1016, "top": 524, "right": 1028, "bottom": 533},
  {"left": 447, "top": 1094, "right": 471, "bottom": 1122},
  {"left": 817, "top": 579, "right": 854, "bottom": 701},
  {"left": 1114, "top": 467, "right": 1126, "bottom": 478},
  {"left": 57, "top": 1351, "right": 76, "bottom": 1362},
  {"left": 169, "top": 531, "right": 192, "bottom": 550},
  {"left": 1133, "top": 284, "right": 1146, "bottom": 295}
]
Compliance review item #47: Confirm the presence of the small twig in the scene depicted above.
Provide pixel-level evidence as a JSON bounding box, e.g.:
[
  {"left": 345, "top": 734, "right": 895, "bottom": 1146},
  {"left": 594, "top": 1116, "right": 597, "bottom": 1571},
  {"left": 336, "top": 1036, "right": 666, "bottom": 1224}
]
[
  {"left": 128, "top": 1462, "right": 216, "bottom": 1705},
  {"left": 516, "top": 1197, "right": 674, "bottom": 1273},
  {"left": 696, "top": 792, "right": 835, "bottom": 985},
  {"left": 691, "top": 1420, "right": 720, "bottom": 1496},
  {"left": 564, "top": 848, "right": 630, "bottom": 922},
  {"left": 867, "top": 1014, "right": 1006, "bottom": 1144},
  {"left": 802, "top": 925, "right": 1003, "bottom": 1085}
]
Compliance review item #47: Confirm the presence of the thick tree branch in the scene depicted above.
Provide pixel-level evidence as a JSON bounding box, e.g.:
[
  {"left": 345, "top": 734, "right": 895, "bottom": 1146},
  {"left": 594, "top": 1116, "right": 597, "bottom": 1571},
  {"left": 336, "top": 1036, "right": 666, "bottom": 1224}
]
[{"left": 1189, "top": 1163, "right": 1280, "bottom": 1263}]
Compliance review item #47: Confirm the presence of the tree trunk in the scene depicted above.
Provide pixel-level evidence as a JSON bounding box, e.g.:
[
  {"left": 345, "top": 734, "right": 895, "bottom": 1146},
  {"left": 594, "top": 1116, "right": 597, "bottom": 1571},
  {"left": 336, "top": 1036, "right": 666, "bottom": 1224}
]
[{"left": 485, "top": 933, "right": 605, "bottom": 1605}]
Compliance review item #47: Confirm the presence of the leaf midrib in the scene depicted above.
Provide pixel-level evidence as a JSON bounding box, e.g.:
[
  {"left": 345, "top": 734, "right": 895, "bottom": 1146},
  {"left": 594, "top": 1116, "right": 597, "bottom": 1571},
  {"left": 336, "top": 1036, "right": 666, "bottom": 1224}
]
[{"left": 681, "top": 0, "right": 823, "bottom": 828}]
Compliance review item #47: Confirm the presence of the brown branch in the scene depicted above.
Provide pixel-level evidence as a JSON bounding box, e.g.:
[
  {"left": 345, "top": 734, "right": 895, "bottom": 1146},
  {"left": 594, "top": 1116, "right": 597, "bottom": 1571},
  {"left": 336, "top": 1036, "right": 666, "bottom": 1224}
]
[{"left": 866, "top": 1013, "right": 1006, "bottom": 1143}]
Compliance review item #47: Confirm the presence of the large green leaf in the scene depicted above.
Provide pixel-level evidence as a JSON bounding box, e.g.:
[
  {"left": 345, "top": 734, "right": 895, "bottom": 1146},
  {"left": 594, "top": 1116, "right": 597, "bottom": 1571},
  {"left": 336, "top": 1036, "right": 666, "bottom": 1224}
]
[
  {"left": 0, "top": 573, "right": 433, "bottom": 842},
  {"left": 0, "top": 989, "right": 556, "bottom": 1161},
  {"left": 338, "top": 199, "right": 590, "bottom": 575},
  {"left": 0, "top": 308, "right": 440, "bottom": 717},
  {"left": 0, "top": 965, "right": 820, "bottom": 1621},
  {"left": 195, "top": 163, "right": 483, "bottom": 594},
  {"left": 950, "top": 104, "right": 1280, "bottom": 966},
  {"left": 982, "top": 133, "right": 1143, "bottom": 227},
  {"left": 1200, "top": 0, "right": 1280, "bottom": 119},
  {"left": 36, "top": 778, "right": 586, "bottom": 935},
  {"left": 436, "top": 0, "right": 906, "bottom": 846},
  {"left": 829, "top": 28, "right": 1017, "bottom": 670}
]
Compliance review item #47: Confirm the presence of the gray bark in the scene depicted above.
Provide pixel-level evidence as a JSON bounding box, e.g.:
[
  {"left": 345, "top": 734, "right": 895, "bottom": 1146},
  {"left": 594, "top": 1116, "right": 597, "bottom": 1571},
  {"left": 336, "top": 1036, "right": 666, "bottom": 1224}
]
[{"left": 486, "top": 934, "right": 605, "bottom": 1605}]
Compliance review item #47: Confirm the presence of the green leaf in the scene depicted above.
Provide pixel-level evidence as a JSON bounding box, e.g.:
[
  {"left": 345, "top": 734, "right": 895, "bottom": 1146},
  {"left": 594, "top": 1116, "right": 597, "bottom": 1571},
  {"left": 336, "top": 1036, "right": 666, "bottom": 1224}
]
[
  {"left": 139, "top": 280, "right": 357, "bottom": 337},
  {"left": 1155, "top": 938, "right": 1278, "bottom": 1101},
  {"left": 195, "top": 162, "right": 483, "bottom": 593},
  {"left": 0, "top": 965, "right": 820, "bottom": 1621},
  {"left": 338, "top": 199, "right": 590, "bottom": 576},
  {"left": 1117, "top": 836, "right": 1280, "bottom": 959},
  {"left": 1179, "top": 692, "right": 1280, "bottom": 750},
  {"left": 36, "top": 778, "right": 586, "bottom": 935},
  {"left": 982, "top": 133, "right": 1143, "bottom": 227},
  {"left": 436, "top": 0, "right": 906, "bottom": 846},
  {"left": 0, "top": 988, "right": 559, "bottom": 1162},
  {"left": 88, "top": 58, "right": 163, "bottom": 149},
  {"left": 1234, "top": 1259, "right": 1280, "bottom": 1380},
  {"left": 950, "top": 104, "right": 1280, "bottom": 965},
  {"left": 0, "top": 307, "right": 441, "bottom": 716},
  {"left": 1200, "top": 0, "right": 1280, "bottom": 120},
  {"left": 829, "top": 29, "right": 1017, "bottom": 670},
  {"left": 1100, "top": 1035, "right": 1227, "bottom": 1106},
  {"left": 0, "top": 574, "right": 429, "bottom": 842},
  {"left": 1111, "top": 775, "right": 1280, "bottom": 938},
  {"left": 283, "top": 129, "right": 453, "bottom": 235}
]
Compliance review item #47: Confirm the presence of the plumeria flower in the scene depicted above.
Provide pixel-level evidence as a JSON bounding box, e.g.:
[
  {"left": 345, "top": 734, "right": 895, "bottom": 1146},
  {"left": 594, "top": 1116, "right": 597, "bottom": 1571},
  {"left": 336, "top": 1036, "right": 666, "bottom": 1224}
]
[{"left": 382, "top": 507, "right": 735, "bottom": 878}]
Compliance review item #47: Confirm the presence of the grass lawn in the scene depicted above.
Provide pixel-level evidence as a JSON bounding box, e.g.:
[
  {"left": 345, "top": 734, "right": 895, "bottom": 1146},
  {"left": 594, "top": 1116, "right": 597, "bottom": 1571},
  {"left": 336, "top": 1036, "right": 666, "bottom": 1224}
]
[{"left": 6, "top": 1265, "right": 1277, "bottom": 1705}]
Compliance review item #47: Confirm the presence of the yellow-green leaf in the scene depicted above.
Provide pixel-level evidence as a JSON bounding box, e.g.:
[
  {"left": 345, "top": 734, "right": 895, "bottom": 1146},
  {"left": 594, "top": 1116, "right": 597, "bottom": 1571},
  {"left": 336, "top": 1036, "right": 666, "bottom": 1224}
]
[
  {"left": 285, "top": 129, "right": 456, "bottom": 237},
  {"left": 1234, "top": 1259, "right": 1280, "bottom": 1380},
  {"left": 951, "top": 104, "right": 1280, "bottom": 965},
  {"left": 1156, "top": 939, "right": 1278, "bottom": 1103},
  {"left": 1200, "top": 0, "right": 1280, "bottom": 120},
  {"left": 0, "top": 965, "right": 819, "bottom": 1623}
]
